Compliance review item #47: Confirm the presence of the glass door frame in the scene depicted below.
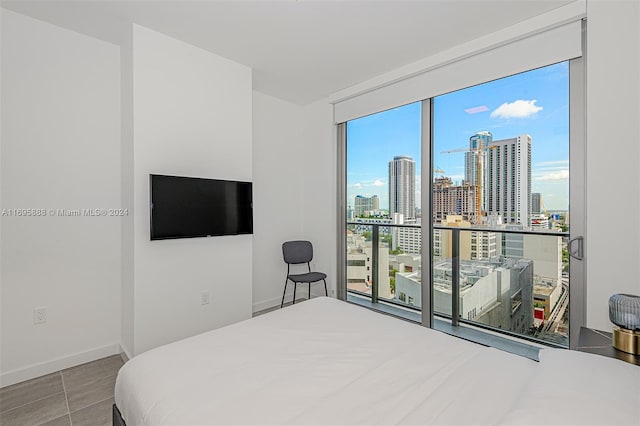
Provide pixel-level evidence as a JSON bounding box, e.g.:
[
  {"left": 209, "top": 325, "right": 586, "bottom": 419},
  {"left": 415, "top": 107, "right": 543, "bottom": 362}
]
[
  {"left": 567, "top": 25, "right": 586, "bottom": 350},
  {"left": 337, "top": 46, "right": 586, "bottom": 350}
]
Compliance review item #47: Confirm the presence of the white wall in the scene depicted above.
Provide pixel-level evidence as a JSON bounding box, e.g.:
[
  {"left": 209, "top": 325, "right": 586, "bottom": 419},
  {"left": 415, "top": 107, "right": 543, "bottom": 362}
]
[
  {"left": 130, "top": 25, "right": 253, "bottom": 355},
  {"left": 585, "top": 0, "right": 640, "bottom": 331},
  {"left": 251, "top": 93, "right": 336, "bottom": 307},
  {"left": 251, "top": 91, "right": 305, "bottom": 311},
  {"left": 301, "top": 99, "right": 337, "bottom": 298},
  {"left": 1, "top": 10, "right": 121, "bottom": 385}
]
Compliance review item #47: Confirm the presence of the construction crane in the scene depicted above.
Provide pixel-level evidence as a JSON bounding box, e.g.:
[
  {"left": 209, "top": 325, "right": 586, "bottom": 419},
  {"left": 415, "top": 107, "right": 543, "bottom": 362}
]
[
  {"left": 440, "top": 143, "right": 497, "bottom": 224},
  {"left": 540, "top": 197, "right": 548, "bottom": 216},
  {"left": 433, "top": 166, "right": 446, "bottom": 176}
]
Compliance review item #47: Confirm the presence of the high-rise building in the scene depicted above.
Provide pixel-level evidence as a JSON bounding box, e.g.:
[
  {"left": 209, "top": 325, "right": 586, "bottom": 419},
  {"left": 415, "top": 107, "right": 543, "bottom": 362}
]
[
  {"left": 395, "top": 227, "right": 422, "bottom": 255},
  {"left": 470, "top": 231, "right": 499, "bottom": 260},
  {"left": 389, "top": 156, "right": 416, "bottom": 220},
  {"left": 354, "top": 195, "right": 379, "bottom": 217},
  {"left": 530, "top": 213, "right": 550, "bottom": 230},
  {"left": 531, "top": 193, "right": 542, "bottom": 214},
  {"left": 503, "top": 224, "right": 525, "bottom": 259},
  {"left": 464, "top": 131, "right": 493, "bottom": 186},
  {"left": 390, "top": 213, "right": 421, "bottom": 254},
  {"left": 346, "top": 232, "right": 391, "bottom": 299},
  {"left": 433, "top": 215, "right": 499, "bottom": 260},
  {"left": 432, "top": 176, "right": 478, "bottom": 223},
  {"left": 486, "top": 134, "right": 532, "bottom": 226}
]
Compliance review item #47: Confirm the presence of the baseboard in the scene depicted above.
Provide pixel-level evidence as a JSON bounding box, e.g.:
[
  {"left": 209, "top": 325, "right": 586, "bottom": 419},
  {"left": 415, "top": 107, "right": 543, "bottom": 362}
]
[
  {"left": 119, "top": 343, "right": 132, "bottom": 363},
  {"left": 252, "top": 295, "right": 310, "bottom": 313},
  {"left": 252, "top": 296, "right": 284, "bottom": 313},
  {"left": 0, "top": 343, "right": 120, "bottom": 388},
  {"left": 253, "top": 293, "right": 333, "bottom": 314}
]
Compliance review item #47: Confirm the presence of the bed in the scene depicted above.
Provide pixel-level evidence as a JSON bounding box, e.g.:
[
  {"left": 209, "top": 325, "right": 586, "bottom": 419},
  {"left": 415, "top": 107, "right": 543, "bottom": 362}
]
[{"left": 114, "top": 297, "right": 640, "bottom": 426}]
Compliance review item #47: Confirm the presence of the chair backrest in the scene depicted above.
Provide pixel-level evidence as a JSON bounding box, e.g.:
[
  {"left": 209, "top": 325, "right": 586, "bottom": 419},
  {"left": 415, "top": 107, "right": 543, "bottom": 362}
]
[{"left": 282, "top": 240, "right": 313, "bottom": 264}]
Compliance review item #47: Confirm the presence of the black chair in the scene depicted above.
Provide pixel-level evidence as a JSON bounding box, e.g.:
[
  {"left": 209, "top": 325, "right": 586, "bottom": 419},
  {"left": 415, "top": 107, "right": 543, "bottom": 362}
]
[{"left": 281, "top": 240, "right": 328, "bottom": 308}]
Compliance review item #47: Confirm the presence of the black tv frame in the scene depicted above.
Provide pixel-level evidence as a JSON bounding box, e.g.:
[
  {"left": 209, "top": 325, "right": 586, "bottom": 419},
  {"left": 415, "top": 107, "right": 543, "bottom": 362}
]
[{"left": 149, "top": 174, "right": 253, "bottom": 241}]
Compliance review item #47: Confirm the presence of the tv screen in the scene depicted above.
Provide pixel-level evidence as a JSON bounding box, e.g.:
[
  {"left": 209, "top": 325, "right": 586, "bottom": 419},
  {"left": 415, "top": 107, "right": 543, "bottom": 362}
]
[{"left": 150, "top": 174, "right": 253, "bottom": 240}]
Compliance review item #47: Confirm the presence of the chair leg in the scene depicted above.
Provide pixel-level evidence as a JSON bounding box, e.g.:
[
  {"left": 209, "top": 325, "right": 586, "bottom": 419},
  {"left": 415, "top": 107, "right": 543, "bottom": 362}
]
[
  {"left": 293, "top": 282, "right": 297, "bottom": 304},
  {"left": 309, "top": 282, "right": 311, "bottom": 300},
  {"left": 281, "top": 279, "right": 288, "bottom": 308},
  {"left": 323, "top": 279, "right": 328, "bottom": 296}
]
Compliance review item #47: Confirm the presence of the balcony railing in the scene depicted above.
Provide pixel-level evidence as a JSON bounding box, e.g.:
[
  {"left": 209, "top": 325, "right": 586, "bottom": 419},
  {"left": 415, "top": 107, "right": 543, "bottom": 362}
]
[
  {"left": 347, "top": 221, "right": 420, "bottom": 307},
  {"left": 346, "top": 221, "right": 570, "bottom": 347}
]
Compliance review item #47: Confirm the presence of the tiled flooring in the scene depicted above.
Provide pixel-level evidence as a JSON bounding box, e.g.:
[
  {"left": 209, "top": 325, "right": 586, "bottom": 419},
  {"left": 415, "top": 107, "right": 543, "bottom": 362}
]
[
  {"left": 0, "top": 299, "right": 305, "bottom": 426},
  {"left": 0, "top": 355, "right": 124, "bottom": 426}
]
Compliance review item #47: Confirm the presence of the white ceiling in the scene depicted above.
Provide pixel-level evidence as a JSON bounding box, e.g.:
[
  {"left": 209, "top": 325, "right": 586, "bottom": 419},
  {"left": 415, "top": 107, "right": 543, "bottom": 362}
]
[{"left": 2, "top": 0, "right": 572, "bottom": 105}]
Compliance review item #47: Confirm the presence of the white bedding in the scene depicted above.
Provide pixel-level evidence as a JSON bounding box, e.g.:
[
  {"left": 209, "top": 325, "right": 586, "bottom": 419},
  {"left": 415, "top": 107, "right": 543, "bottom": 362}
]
[{"left": 115, "top": 297, "right": 640, "bottom": 426}]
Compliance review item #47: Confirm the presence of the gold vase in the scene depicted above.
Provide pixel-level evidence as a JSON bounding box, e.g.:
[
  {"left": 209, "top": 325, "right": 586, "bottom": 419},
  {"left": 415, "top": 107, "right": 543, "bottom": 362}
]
[{"left": 612, "top": 327, "right": 640, "bottom": 355}]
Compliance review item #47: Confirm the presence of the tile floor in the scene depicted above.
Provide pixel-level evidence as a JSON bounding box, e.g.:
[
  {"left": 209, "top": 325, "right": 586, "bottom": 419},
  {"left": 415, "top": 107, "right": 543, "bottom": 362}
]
[
  {"left": 0, "top": 298, "right": 307, "bottom": 426},
  {"left": 0, "top": 354, "right": 124, "bottom": 426}
]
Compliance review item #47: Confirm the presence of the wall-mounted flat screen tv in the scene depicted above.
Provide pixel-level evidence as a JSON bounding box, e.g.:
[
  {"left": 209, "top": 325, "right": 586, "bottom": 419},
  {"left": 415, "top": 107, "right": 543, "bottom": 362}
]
[{"left": 150, "top": 174, "right": 253, "bottom": 240}]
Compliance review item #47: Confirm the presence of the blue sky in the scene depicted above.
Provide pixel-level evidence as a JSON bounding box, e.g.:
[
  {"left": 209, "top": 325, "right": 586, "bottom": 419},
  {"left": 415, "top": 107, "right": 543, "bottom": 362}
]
[{"left": 346, "top": 61, "right": 569, "bottom": 211}]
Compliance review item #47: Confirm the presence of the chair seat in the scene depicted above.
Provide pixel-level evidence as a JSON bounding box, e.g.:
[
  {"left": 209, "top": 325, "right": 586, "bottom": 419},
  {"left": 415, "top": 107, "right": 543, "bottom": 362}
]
[{"left": 288, "top": 271, "right": 327, "bottom": 283}]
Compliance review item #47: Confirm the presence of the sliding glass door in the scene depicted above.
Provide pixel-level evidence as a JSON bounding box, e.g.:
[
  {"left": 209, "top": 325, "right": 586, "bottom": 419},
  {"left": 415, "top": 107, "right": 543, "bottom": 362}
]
[
  {"left": 340, "top": 59, "right": 584, "bottom": 349},
  {"left": 431, "top": 62, "right": 572, "bottom": 347},
  {"left": 345, "top": 102, "right": 423, "bottom": 313}
]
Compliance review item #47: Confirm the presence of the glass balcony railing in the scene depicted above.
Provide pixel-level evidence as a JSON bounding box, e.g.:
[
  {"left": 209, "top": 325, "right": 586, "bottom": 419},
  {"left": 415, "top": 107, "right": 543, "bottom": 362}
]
[
  {"left": 433, "top": 226, "right": 569, "bottom": 347},
  {"left": 346, "top": 222, "right": 570, "bottom": 348},
  {"left": 347, "top": 221, "right": 422, "bottom": 310}
]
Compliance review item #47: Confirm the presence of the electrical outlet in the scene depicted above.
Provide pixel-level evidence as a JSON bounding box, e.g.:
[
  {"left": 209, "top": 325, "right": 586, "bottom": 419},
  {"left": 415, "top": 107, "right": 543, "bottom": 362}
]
[
  {"left": 200, "top": 291, "right": 210, "bottom": 306},
  {"left": 331, "top": 289, "right": 335, "bottom": 296},
  {"left": 33, "top": 307, "right": 47, "bottom": 324}
]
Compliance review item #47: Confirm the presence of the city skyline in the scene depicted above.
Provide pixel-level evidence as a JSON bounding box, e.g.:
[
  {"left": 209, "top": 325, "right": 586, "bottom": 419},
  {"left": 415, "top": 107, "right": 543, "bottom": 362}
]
[{"left": 346, "top": 61, "right": 569, "bottom": 212}]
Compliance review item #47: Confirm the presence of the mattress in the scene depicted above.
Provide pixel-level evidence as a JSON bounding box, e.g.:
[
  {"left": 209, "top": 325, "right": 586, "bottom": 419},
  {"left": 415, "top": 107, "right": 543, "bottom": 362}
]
[{"left": 115, "top": 297, "right": 640, "bottom": 426}]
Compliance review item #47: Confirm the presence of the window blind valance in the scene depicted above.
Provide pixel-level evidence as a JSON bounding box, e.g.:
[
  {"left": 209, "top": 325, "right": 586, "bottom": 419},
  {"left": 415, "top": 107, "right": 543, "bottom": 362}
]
[{"left": 333, "top": 19, "right": 583, "bottom": 124}]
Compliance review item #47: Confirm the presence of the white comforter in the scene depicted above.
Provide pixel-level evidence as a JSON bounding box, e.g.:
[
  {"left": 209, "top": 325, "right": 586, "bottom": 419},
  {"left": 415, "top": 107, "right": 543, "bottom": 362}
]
[{"left": 115, "top": 297, "right": 640, "bottom": 426}]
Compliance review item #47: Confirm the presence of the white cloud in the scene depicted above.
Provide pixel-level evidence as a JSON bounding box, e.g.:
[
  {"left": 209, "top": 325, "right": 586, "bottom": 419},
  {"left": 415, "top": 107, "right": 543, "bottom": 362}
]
[
  {"left": 535, "top": 169, "right": 569, "bottom": 181},
  {"left": 353, "top": 183, "right": 363, "bottom": 189},
  {"left": 372, "top": 179, "right": 385, "bottom": 187},
  {"left": 490, "top": 99, "right": 543, "bottom": 119},
  {"left": 535, "top": 159, "right": 568, "bottom": 167}
]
